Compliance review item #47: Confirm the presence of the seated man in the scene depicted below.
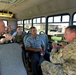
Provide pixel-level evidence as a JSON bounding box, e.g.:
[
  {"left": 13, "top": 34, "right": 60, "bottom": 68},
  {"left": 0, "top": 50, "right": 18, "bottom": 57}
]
[
  {"left": 25, "top": 27, "right": 45, "bottom": 75},
  {"left": 0, "top": 20, "right": 13, "bottom": 44},
  {"left": 13, "top": 26, "right": 26, "bottom": 49},
  {"left": 41, "top": 25, "right": 76, "bottom": 75},
  {"left": 5, "top": 25, "right": 15, "bottom": 35}
]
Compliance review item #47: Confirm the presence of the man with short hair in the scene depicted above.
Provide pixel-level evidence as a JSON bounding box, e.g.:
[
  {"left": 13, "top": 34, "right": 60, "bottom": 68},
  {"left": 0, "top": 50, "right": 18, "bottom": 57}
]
[
  {"left": 6, "top": 25, "right": 15, "bottom": 35},
  {"left": 13, "top": 26, "right": 25, "bottom": 49},
  {"left": 0, "top": 20, "right": 13, "bottom": 44},
  {"left": 25, "top": 27, "right": 45, "bottom": 75},
  {"left": 41, "top": 25, "right": 76, "bottom": 75}
]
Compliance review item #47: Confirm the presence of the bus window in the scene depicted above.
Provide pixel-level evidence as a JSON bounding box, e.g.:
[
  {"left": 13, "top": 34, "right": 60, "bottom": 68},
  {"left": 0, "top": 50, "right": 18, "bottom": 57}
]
[
  {"left": 48, "top": 17, "right": 53, "bottom": 23},
  {"left": 17, "top": 20, "right": 23, "bottom": 30},
  {"left": 62, "top": 15, "right": 69, "bottom": 22},
  {"left": 17, "top": 20, "right": 23, "bottom": 27},
  {"left": 42, "top": 17, "right": 46, "bottom": 23},
  {"left": 33, "top": 17, "right": 46, "bottom": 34},
  {"left": 3, "top": 20, "right": 8, "bottom": 27},
  {"left": 37, "top": 18, "right": 40, "bottom": 23},
  {"left": 24, "top": 19, "right": 32, "bottom": 33},
  {"left": 48, "top": 14, "right": 70, "bottom": 42},
  {"left": 54, "top": 16, "right": 61, "bottom": 22},
  {"left": 73, "top": 13, "right": 76, "bottom": 25}
]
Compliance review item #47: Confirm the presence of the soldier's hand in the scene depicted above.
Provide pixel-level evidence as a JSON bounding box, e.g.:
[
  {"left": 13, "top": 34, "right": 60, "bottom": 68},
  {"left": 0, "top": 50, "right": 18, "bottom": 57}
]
[
  {"left": 52, "top": 42, "right": 58, "bottom": 48},
  {"left": 59, "top": 42, "right": 66, "bottom": 47},
  {"left": 3, "top": 34, "right": 13, "bottom": 40}
]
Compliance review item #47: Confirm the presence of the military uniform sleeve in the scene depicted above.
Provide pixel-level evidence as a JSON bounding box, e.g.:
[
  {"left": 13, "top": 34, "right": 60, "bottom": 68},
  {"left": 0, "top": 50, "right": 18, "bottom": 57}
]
[
  {"left": 50, "top": 41, "right": 76, "bottom": 64},
  {"left": 50, "top": 48, "right": 65, "bottom": 64},
  {"left": 13, "top": 35, "right": 17, "bottom": 42}
]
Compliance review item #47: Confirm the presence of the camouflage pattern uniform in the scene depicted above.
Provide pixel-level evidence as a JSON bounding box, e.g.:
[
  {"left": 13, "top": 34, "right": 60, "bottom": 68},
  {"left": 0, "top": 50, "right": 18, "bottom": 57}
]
[
  {"left": 14, "top": 33, "right": 25, "bottom": 45},
  {"left": 41, "top": 39, "right": 76, "bottom": 75}
]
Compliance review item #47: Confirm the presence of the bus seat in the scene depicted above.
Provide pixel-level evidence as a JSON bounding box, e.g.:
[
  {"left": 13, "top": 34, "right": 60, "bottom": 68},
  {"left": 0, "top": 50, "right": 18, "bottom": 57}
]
[
  {"left": 23, "top": 33, "right": 31, "bottom": 47},
  {"left": 23, "top": 33, "right": 31, "bottom": 59},
  {"left": 39, "top": 33, "right": 49, "bottom": 50},
  {"left": 0, "top": 43, "right": 27, "bottom": 75},
  {"left": 39, "top": 34, "right": 50, "bottom": 61},
  {"left": 23, "top": 33, "right": 32, "bottom": 72}
]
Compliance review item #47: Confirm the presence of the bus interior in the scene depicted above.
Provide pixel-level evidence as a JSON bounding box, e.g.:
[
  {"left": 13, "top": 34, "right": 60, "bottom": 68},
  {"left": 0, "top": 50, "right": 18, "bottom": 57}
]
[{"left": 0, "top": 0, "right": 76, "bottom": 75}]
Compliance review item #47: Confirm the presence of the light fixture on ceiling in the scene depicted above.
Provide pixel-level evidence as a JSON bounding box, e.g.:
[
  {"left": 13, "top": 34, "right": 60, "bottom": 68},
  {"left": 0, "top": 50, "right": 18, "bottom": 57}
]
[{"left": 0, "top": 11, "right": 13, "bottom": 18}]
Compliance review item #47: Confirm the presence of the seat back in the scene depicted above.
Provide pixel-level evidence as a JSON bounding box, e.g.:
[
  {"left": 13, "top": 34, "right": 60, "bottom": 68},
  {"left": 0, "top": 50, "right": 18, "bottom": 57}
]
[
  {"left": 0, "top": 43, "right": 27, "bottom": 75},
  {"left": 39, "top": 34, "right": 48, "bottom": 50},
  {"left": 23, "top": 33, "right": 31, "bottom": 47},
  {"left": 39, "top": 34, "right": 51, "bottom": 61}
]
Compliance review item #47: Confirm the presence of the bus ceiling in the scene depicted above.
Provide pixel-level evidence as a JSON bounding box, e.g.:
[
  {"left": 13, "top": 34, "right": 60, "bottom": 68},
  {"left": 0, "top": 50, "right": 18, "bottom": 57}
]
[{"left": 0, "top": 0, "right": 76, "bottom": 20}]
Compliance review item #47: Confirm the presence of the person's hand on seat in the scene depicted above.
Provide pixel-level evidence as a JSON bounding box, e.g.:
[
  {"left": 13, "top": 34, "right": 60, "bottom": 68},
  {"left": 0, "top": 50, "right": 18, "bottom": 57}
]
[
  {"left": 3, "top": 34, "right": 13, "bottom": 40},
  {"left": 1, "top": 34, "right": 13, "bottom": 43}
]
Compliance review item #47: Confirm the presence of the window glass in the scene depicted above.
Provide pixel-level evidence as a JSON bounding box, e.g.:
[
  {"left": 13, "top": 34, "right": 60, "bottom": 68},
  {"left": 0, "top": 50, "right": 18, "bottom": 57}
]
[
  {"left": 48, "top": 23, "right": 69, "bottom": 35},
  {"left": 73, "top": 13, "right": 76, "bottom": 25},
  {"left": 24, "top": 20, "right": 27, "bottom": 24},
  {"left": 33, "top": 18, "right": 36, "bottom": 23},
  {"left": 30, "top": 20, "right": 32, "bottom": 23},
  {"left": 17, "top": 21, "right": 23, "bottom": 25},
  {"left": 24, "top": 19, "right": 32, "bottom": 33},
  {"left": 17, "top": 21, "right": 23, "bottom": 29},
  {"left": 73, "top": 22, "right": 76, "bottom": 25},
  {"left": 33, "top": 17, "right": 46, "bottom": 34},
  {"left": 42, "top": 17, "right": 46, "bottom": 23},
  {"left": 27, "top": 20, "right": 29, "bottom": 24},
  {"left": 73, "top": 14, "right": 76, "bottom": 21},
  {"left": 54, "top": 16, "right": 61, "bottom": 22},
  {"left": 37, "top": 18, "right": 40, "bottom": 23},
  {"left": 62, "top": 15, "right": 69, "bottom": 22},
  {"left": 48, "top": 14, "right": 70, "bottom": 43},
  {"left": 48, "top": 17, "right": 53, "bottom": 22},
  {"left": 3, "top": 20, "right": 7, "bottom": 27}
]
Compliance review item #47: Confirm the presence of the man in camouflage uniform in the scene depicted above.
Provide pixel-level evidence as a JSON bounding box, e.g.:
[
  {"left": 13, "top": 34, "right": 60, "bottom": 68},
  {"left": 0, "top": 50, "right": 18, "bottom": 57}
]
[
  {"left": 41, "top": 25, "right": 76, "bottom": 75},
  {"left": 14, "top": 26, "right": 26, "bottom": 49}
]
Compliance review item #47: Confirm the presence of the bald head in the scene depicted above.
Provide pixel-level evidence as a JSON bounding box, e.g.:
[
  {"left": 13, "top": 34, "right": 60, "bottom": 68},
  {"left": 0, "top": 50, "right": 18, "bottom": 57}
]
[{"left": 0, "top": 20, "right": 5, "bottom": 35}]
